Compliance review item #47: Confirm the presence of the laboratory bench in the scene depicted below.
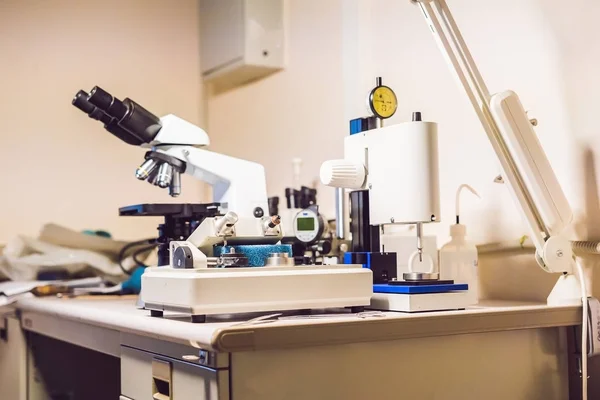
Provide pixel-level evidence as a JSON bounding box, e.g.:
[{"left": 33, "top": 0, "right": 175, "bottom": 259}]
[{"left": 0, "top": 296, "right": 584, "bottom": 399}]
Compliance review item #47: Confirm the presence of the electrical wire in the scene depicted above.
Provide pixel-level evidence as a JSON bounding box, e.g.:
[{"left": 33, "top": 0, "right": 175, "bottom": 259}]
[
  {"left": 575, "top": 259, "right": 588, "bottom": 400},
  {"left": 118, "top": 238, "right": 157, "bottom": 275},
  {"left": 132, "top": 244, "right": 158, "bottom": 268}
]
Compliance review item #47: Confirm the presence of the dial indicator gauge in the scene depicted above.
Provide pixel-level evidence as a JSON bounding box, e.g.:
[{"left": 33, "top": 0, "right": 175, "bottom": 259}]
[{"left": 369, "top": 85, "right": 397, "bottom": 119}]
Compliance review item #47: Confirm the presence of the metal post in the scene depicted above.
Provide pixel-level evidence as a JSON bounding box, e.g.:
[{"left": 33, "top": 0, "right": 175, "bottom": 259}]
[{"left": 335, "top": 188, "right": 347, "bottom": 239}]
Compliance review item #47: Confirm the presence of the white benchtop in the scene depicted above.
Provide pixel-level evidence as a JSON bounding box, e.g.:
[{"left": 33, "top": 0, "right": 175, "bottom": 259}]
[{"left": 15, "top": 296, "right": 580, "bottom": 353}]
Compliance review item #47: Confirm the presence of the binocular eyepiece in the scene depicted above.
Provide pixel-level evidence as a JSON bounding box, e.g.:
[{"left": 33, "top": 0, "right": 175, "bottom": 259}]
[
  {"left": 73, "top": 87, "right": 185, "bottom": 197},
  {"left": 72, "top": 86, "right": 162, "bottom": 146}
]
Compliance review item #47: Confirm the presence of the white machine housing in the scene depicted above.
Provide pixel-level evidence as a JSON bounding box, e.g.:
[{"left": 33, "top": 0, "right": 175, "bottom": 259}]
[
  {"left": 143, "top": 209, "right": 373, "bottom": 317},
  {"left": 142, "top": 264, "right": 372, "bottom": 316},
  {"left": 321, "top": 121, "right": 441, "bottom": 226},
  {"left": 370, "top": 291, "right": 471, "bottom": 313},
  {"left": 149, "top": 114, "right": 211, "bottom": 147}
]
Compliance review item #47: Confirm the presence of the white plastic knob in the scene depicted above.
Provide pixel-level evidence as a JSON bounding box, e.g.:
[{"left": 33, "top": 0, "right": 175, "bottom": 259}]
[{"left": 320, "top": 160, "right": 366, "bottom": 189}]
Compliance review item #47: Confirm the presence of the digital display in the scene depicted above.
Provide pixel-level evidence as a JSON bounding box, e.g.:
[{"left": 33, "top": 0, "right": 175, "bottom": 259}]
[{"left": 296, "top": 217, "right": 315, "bottom": 231}]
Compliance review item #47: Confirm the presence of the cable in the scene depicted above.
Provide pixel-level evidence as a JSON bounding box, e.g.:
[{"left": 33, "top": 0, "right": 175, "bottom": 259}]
[
  {"left": 575, "top": 259, "right": 588, "bottom": 400},
  {"left": 132, "top": 244, "right": 158, "bottom": 268},
  {"left": 118, "top": 238, "right": 157, "bottom": 275}
]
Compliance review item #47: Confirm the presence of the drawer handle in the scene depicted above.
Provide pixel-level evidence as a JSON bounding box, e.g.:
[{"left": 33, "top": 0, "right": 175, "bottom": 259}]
[
  {"left": 152, "top": 358, "right": 172, "bottom": 400},
  {"left": 153, "top": 393, "right": 170, "bottom": 400}
]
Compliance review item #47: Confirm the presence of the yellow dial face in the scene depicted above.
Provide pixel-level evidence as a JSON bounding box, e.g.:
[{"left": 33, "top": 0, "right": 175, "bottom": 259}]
[{"left": 370, "top": 86, "right": 397, "bottom": 119}]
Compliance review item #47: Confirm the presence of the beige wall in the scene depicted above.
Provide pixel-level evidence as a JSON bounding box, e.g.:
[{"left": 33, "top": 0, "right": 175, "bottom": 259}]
[
  {"left": 208, "top": 0, "right": 600, "bottom": 300},
  {"left": 208, "top": 0, "right": 346, "bottom": 203},
  {"left": 0, "top": 0, "right": 204, "bottom": 242}
]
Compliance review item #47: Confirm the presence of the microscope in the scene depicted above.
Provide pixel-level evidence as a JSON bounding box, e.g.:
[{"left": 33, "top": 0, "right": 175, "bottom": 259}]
[
  {"left": 73, "top": 87, "right": 271, "bottom": 226},
  {"left": 73, "top": 86, "right": 372, "bottom": 322}
]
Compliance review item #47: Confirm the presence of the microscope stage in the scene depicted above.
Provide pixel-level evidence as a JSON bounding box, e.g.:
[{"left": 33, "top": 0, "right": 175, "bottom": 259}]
[{"left": 141, "top": 264, "right": 373, "bottom": 320}]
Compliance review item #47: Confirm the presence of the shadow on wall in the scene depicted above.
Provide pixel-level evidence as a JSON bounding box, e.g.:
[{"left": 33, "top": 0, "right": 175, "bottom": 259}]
[
  {"left": 579, "top": 148, "right": 600, "bottom": 240},
  {"left": 576, "top": 147, "right": 600, "bottom": 299},
  {"left": 478, "top": 0, "right": 600, "bottom": 303},
  {"left": 478, "top": 179, "right": 555, "bottom": 302},
  {"left": 547, "top": 0, "right": 600, "bottom": 385},
  {"left": 478, "top": 200, "right": 556, "bottom": 302},
  {"left": 538, "top": 0, "right": 600, "bottom": 297},
  {"left": 480, "top": 146, "right": 600, "bottom": 302},
  {"left": 577, "top": 146, "right": 600, "bottom": 398}
]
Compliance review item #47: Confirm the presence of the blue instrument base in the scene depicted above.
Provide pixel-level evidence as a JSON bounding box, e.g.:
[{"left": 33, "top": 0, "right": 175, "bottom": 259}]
[{"left": 373, "top": 283, "right": 468, "bottom": 294}]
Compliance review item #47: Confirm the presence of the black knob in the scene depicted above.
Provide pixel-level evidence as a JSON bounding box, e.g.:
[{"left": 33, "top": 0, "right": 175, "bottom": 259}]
[
  {"left": 268, "top": 197, "right": 280, "bottom": 216},
  {"left": 412, "top": 111, "right": 422, "bottom": 122}
]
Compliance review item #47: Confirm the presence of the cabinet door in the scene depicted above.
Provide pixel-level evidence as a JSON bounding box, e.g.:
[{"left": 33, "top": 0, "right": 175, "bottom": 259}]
[
  {"left": 121, "top": 346, "right": 229, "bottom": 400},
  {"left": 0, "top": 314, "right": 26, "bottom": 400}
]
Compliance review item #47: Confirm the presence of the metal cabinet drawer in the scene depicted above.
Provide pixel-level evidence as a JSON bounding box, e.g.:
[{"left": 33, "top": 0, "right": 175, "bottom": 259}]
[{"left": 121, "top": 345, "right": 229, "bottom": 400}]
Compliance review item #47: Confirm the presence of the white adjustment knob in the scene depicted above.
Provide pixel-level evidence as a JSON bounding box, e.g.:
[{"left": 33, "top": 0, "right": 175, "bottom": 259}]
[{"left": 320, "top": 160, "right": 366, "bottom": 189}]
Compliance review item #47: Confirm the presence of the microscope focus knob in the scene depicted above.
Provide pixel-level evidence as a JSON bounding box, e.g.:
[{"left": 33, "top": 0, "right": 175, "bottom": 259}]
[{"left": 320, "top": 160, "right": 366, "bottom": 189}]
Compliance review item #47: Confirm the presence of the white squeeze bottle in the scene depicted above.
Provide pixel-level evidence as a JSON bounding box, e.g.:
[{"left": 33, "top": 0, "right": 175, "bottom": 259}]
[{"left": 439, "top": 184, "right": 480, "bottom": 305}]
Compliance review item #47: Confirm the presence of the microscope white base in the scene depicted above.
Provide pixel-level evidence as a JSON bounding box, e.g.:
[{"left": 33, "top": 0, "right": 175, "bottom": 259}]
[
  {"left": 369, "top": 292, "right": 472, "bottom": 313},
  {"left": 141, "top": 264, "right": 373, "bottom": 317}
]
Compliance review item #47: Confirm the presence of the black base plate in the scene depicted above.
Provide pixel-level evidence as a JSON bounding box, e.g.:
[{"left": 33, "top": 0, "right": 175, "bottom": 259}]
[
  {"left": 119, "top": 203, "right": 223, "bottom": 217},
  {"left": 388, "top": 279, "right": 455, "bottom": 286}
]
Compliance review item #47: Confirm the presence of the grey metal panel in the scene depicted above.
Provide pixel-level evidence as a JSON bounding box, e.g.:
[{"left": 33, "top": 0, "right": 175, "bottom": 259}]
[
  {"left": 121, "top": 332, "right": 229, "bottom": 369},
  {"left": 21, "top": 310, "right": 120, "bottom": 357},
  {"left": 214, "top": 302, "right": 581, "bottom": 352},
  {"left": 121, "top": 345, "right": 229, "bottom": 400},
  {"left": 231, "top": 328, "right": 569, "bottom": 400}
]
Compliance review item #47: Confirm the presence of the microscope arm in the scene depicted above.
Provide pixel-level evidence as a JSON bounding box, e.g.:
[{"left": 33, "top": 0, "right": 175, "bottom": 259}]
[
  {"left": 156, "top": 145, "right": 270, "bottom": 220},
  {"left": 415, "top": 0, "right": 574, "bottom": 274}
]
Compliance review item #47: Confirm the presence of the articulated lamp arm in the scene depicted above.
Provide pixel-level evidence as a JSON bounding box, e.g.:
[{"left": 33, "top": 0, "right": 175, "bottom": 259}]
[{"left": 414, "top": 0, "right": 574, "bottom": 274}]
